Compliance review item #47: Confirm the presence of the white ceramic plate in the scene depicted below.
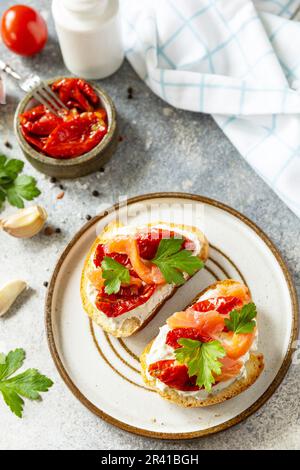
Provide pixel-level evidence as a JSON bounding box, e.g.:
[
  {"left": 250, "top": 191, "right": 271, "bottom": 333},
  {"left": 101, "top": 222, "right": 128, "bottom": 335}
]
[{"left": 46, "top": 193, "right": 298, "bottom": 439}]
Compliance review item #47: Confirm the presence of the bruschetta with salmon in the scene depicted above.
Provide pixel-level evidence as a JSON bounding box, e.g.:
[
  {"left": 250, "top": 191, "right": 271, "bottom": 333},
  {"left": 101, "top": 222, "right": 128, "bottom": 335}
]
[
  {"left": 81, "top": 221, "right": 209, "bottom": 337},
  {"left": 141, "top": 280, "right": 264, "bottom": 407}
]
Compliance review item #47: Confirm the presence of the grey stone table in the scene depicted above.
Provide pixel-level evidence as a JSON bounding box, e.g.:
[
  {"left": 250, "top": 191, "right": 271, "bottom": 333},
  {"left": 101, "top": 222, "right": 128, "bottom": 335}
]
[{"left": 0, "top": 0, "right": 299, "bottom": 451}]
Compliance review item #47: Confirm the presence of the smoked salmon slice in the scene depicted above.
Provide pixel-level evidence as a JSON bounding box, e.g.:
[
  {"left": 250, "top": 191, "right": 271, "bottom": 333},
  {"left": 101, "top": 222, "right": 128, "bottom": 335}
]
[
  {"left": 88, "top": 268, "right": 142, "bottom": 290},
  {"left": 88, "top": 269, "right": 104, "bottom": 290},
  {"left": 209, "top": 282, "right": 250, "bottom": 304},
  {"left": 215, "top": 356, "right": 243, "bottom": 382},
  {"left": 106, "top": 237, "right": 165, "bottom": 285},
  {"left": 167, "top": 309, "right": 225, "bottom": 337},
  {"left": 166, "top": 296, "right": 255, "bottom": 361},
  {"left": 215, "top": 330, "right": 256, "bottom": 360}
]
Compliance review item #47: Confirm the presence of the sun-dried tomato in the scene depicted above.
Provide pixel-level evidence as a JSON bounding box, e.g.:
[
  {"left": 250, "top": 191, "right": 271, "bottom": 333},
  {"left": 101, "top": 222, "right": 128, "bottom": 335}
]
[
  {"left": 148, "top": 360, "right": 199, "bottom": 391},
  {"left": 19, "top": 78, "right": 107, "bottom": 159},
  {"left": 193, "top": 296, "right": 242, "bottom": 315},
  {"left": 166, "top": 327, "right": 211, "bottom": 348}
]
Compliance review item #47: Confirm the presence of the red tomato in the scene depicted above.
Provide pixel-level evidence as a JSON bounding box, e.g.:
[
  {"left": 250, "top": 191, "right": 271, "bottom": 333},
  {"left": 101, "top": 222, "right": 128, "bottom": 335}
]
[
  {"left": 52, "top": 78, "right": 100, "bottom": 112},
  {"left": 136, "top": 229, "right": 177, "bottom": 260},
  {"left": 165, "top": 327, "right": 211, "bottom": 348},
  {"left": 135, "top": 228, "right": 194, "bottom": 260},
  {"left": 1, "top": 5, "right": 48, "bottom": 56},
  {"left": 96, "top": 285, "right": 156, "bottom": 318},
  {"left": 42, "top": 113, "right": 107, "bottom": 158},
  {"left": 148, "top": 360, "right": 199, "bottom": 391},
  {"left": 19, "top": 105, "right": 62, "bottom": 136},
  {"left": 193, "top": 296, "right": 243, "bottom": 315}
]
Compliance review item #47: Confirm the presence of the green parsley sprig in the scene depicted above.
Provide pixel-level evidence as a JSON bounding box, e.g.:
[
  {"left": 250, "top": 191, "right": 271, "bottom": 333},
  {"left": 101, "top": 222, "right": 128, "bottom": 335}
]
[
  {"left": 224, "top": 302, "right": 257, "bottom": 334},
  {"left": 0, "top": 349, "right": 53, "bottom": 418},
  {"left": 101, "top": 256, "right": 130, "bottom": 295},
  {"left": 175, "top": 338, "right": 226, "bottom": 392},
  {"left": 0, "top": 155, "right": 41, "bottom": 210},
  {"left": 151, "top": 238, "right": 204, "bottom": 285}
]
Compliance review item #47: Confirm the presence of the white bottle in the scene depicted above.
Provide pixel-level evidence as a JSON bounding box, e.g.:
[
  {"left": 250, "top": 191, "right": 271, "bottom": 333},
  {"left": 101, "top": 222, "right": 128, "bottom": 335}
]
[{"left": 52, "top": 0, "right": 124, "bottom": 79}]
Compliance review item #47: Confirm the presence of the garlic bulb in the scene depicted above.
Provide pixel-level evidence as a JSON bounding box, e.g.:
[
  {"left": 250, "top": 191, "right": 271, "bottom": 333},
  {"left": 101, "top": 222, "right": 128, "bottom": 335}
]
[
  {"left": 0, "top": 205, "right": 47, "bottom": 238},
  {"left": 0, "top": 280, "right": 27, "bottom": 317}
]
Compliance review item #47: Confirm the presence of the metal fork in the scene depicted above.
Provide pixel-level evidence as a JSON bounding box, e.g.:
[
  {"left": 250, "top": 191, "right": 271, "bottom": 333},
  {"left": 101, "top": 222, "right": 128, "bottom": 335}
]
[{"left": 0, "top": 60, "right": 68, "bottom": 116}]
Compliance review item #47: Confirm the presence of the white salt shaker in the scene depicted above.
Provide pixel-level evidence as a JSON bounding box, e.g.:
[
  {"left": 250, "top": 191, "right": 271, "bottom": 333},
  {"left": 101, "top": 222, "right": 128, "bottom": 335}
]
[{"left": 52, "top": 0, "right": 124, "bottom": 79}]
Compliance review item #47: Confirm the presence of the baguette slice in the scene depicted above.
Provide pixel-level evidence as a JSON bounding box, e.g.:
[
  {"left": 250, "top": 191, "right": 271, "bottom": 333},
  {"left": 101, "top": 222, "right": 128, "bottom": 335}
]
[
  {"left": 81, "top": 221, "right": 209, "bottom": 337},
  {"left": 141, "top": 280, "right": 264, "bottom": 407}
]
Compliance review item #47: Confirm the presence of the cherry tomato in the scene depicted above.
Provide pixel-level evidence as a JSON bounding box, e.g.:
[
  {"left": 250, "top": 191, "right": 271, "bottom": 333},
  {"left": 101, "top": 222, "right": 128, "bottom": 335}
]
[{"left": 1, "top": 5, "right": 48, "bottom": 56}]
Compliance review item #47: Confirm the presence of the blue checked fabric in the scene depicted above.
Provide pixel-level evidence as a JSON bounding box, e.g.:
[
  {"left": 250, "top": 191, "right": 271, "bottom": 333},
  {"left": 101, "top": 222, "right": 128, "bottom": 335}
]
[{"left": 121, "top": 0, "right": 300, "bottom": 217}]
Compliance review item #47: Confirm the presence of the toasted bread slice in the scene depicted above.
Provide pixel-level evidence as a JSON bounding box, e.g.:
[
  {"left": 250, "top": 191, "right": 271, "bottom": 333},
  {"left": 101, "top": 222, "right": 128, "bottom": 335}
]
[
  {"left": 140, "top": 279, "right": 264, "bottom": 406},
  {"left": 80, "top": 222, "right": 209, "bottom": 337}
]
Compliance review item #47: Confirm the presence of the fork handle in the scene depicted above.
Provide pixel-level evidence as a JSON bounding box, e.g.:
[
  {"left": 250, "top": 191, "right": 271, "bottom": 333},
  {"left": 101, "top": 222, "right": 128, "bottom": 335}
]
[{"left": 0, "top": 60, "right": 21, "bottom": 80}]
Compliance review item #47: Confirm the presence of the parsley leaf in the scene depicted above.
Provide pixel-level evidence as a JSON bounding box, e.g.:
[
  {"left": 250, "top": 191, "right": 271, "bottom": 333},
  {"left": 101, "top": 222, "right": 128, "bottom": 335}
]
[
  {"left": 224, "top": 302, "right": 257, "bottom": 334},
  {"left": 0, "top": 155, "right": 41, "bottom": 210},
  {"left": 0, "top": 155, "right": 7, "bottom": 166},
  {"left": 0, "top": 348, "right": 25, "bottom": 381},
  {"left": 0, "top": 155, "right": 24, "bottom": 184},
  {"left": 3, "top": 159, "right": 24, "bottom": 179},
  {"left": 101, "top": 256, "right": 130, "bottom": 295},
  {"left": 175, "top": 339, "right": 226, "bottom": 392},
  {"left": 0, "top": 349, "right": 53, "bottom": 418},
  {"left": 151, "top": 238, "right": 204, "bottom": 285},
  {"left": 0, "top": 189, "right": 6, "bottom": 210}
]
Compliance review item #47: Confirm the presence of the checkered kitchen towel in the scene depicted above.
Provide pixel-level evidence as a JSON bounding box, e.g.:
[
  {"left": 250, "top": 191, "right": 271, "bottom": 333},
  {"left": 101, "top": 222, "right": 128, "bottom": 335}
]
[{"left": 121, "top": 0, "right": 300, "bottom": 217}]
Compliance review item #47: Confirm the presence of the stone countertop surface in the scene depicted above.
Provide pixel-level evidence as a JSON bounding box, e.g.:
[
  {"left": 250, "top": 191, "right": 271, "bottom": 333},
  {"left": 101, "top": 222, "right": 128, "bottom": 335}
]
[{"left": 0, "top": 0, "right": 299, "bottom": 451}]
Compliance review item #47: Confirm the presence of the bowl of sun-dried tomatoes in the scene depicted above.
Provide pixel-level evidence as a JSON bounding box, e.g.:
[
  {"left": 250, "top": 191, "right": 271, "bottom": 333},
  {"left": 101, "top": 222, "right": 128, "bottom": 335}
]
[{"left": 14, "top": 77, "right": 118, "bottom": 178}]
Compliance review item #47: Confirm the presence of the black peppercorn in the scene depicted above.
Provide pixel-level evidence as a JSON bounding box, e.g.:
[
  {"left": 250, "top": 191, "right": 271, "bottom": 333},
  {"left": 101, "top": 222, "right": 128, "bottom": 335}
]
[
  {"left": 127, "top": 86, "right": 133, "bottom": 99},
  {"left": 92, "top": 190, "right": 100, "bottom": 197}
]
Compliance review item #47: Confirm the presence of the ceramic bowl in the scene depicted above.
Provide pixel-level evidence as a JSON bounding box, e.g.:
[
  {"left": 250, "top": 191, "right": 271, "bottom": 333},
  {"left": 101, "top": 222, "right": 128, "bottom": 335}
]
[{"left": 14, "top": 77, "right": 118, "bottom": 179}]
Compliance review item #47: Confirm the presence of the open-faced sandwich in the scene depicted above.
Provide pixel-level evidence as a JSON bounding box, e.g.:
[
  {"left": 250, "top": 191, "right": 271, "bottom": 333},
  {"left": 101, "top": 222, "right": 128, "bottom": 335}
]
[
  {"left": 81, "top": 222, "right": 208, "bottom": 337},
  {"left": 141, "top": 280, "right": 264, "bottom": 407}
]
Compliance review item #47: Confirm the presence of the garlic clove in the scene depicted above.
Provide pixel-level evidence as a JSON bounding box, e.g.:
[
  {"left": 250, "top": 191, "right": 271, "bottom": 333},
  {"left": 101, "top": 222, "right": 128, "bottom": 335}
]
[
  {"left": 0, "top": 280, "right": 27, "bottom": 317},
  {"left": 0, "top": 205, "right": 47, "bottom": 238}
]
